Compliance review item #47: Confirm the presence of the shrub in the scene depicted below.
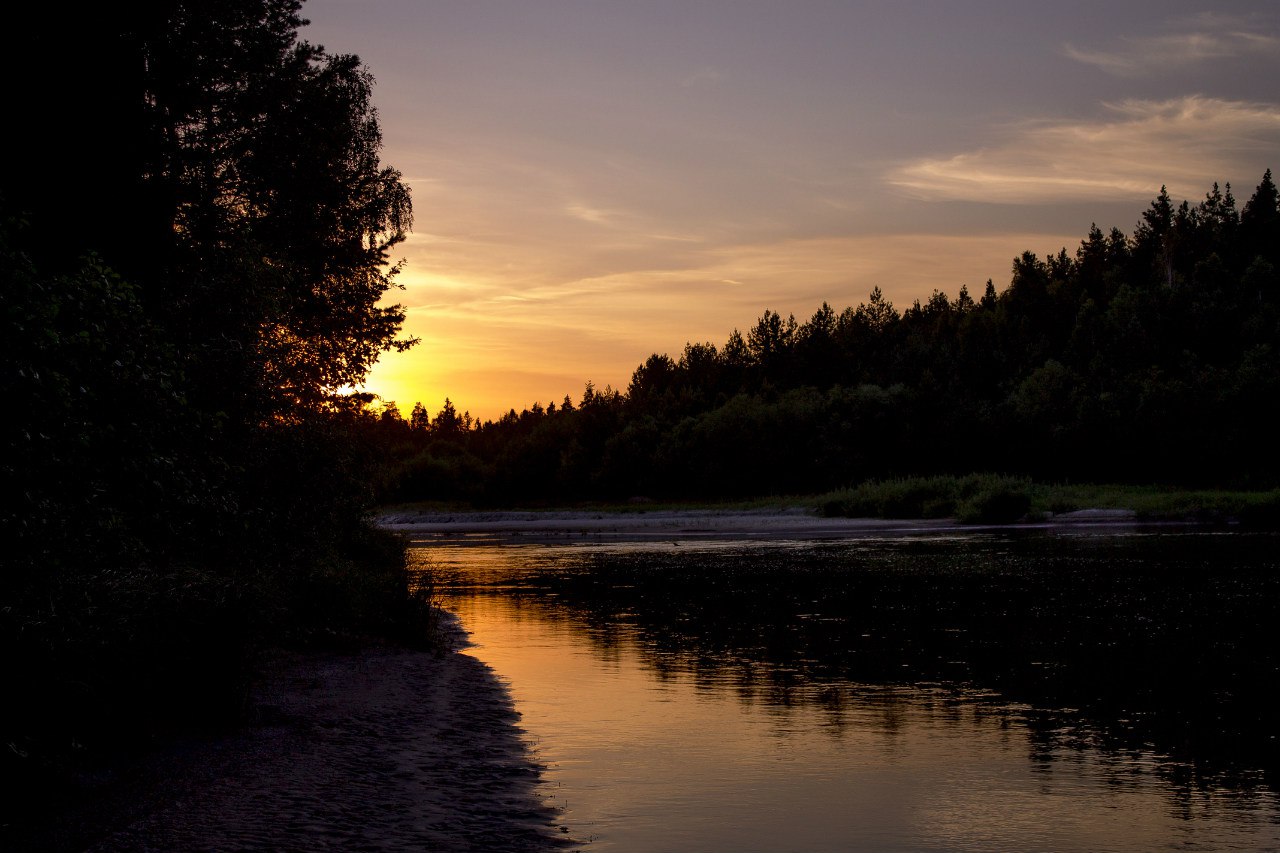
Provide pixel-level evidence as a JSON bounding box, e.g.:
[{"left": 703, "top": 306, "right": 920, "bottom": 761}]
[
  {"left": 822, "top": 474, "right": 1031, "bottom": 523},
  {"left": 955, "top": 478, "right": 1033, "bottom": 523}
]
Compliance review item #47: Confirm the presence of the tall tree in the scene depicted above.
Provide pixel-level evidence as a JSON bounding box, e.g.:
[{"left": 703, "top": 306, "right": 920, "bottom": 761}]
[
  {"left": 1242, "top": 169, "right": 1279, "bottom": 265},
  {"left": 2, "top": 2, "right": 421, "bottom": 778},
  {"left": 4, "top": 0, "right": 414, "bottom": 422},
  {"left": 1134, "top": 185, "right": 1175, "bottom": 286}
]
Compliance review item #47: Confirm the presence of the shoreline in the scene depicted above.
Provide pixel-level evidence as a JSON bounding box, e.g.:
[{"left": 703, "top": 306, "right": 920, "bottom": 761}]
[
  {"left": 377, "top": 506, "right": 1150, "bottom": 545},
  {"left": 13, "top": 507, "right": 1194, "bottom": 852},
  {"left": 14, "top": 620, "right": 571, "bottom": 853}
]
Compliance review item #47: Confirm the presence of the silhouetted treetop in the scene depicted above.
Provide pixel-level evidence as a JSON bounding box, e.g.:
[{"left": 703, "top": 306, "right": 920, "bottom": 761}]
[{"left": 5, "top": 0, "right": 413, "bottom": 421}]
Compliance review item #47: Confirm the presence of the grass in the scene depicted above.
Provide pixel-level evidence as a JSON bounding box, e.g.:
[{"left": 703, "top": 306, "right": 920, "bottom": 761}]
[
  {"left": 815, "top": 474, "right": 1032, "bottom": 524},
  {"left": 816, "top": 476, "right": 1280, "bottom": 526},
  {"left": 1027, "top": 482, "right": 1280, "bottom": 524}
]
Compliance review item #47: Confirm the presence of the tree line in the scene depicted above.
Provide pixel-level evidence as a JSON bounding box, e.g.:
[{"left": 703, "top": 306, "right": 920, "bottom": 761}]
[{"left": 377, "top": 171, "right": 1280, "bottom": 504}]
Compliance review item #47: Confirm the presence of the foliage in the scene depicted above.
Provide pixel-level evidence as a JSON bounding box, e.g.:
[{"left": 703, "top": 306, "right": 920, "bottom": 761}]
[
  {"left": 813, "top": 478, "right": 1280, "bottom": 526},
  {"left": 7, "top": 0, "right": 414, "bottom": 421},
  {"left": 1029, "top": 483, "right": 1280, "bottom": 526},
  {"left": 819, "top": 474, "right": 1033, "bottom": 523},
  {"left": 1, "top": 0, "right": 422, "bottom": 803}
]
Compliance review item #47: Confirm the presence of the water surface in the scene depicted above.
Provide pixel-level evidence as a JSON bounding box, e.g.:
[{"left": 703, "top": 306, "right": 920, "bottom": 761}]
[{"left": 412, "top": 532, "right": 1280, "bottom": 852}]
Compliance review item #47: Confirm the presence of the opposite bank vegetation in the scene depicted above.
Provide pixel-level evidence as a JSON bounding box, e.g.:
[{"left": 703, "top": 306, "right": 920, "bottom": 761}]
[{"left": 369, "top": 173, "right": 1280, "bottom": 512}]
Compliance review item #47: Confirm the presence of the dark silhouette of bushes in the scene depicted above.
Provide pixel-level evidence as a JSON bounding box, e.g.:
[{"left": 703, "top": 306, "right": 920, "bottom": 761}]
[{"left": 818, "top": 474, "right": 1032, "bottom": 522}]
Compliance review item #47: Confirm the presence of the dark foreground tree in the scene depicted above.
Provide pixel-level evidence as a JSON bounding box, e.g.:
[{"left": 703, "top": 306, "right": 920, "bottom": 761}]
[
  {"left": 4, "top": 0, "right": 414, "bottom": 420},
  {"left": 1, "top": 1, "right": 421, "bottom": 814}
]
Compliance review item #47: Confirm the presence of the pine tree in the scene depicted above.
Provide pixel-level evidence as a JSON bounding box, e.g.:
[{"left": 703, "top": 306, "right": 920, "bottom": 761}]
[{"left": 1242, "top": 169, "right": 1279, "bottom": 264}]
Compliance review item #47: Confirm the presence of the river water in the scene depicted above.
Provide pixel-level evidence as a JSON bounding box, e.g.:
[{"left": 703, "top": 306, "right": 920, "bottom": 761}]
[{"left": 409, "top": 531, "right": 1280, "bottom": 852}]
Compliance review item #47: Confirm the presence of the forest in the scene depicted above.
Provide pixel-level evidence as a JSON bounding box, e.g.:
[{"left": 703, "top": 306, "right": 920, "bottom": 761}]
[{"left": 377, "top": 173, "right": 1280, "bottom": 505}]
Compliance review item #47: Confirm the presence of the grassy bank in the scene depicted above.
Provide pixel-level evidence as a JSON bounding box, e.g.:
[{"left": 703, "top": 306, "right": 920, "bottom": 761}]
[{"left": 817, "top": 476, "right": 1280, "bottom": 526}]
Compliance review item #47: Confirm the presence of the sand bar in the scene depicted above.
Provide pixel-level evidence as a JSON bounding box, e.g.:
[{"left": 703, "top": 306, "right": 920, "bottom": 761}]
[{"left": 378, "top": 506, "right": 1142, "bottom": 544}]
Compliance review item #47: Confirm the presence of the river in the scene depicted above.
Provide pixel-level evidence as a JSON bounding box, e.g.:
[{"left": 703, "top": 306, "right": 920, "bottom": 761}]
[{"left": 409, "top": 530, "right": 1280, "bottom": 852}]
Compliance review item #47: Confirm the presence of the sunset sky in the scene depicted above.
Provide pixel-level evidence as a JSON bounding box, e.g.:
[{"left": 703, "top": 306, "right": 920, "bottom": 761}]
[{"left": 302, "top": 1, "right": 1280, "bottom": 421}]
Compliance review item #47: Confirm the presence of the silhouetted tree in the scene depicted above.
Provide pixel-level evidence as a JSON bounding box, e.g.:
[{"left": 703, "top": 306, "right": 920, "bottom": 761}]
[
  {"left": 747, "top": 310, "right": 799, "bottom": 375},
  {"left": 2, "top": 0, "right": 422, "bottom": 792},
  {"left": 1242, "top": 169, "right": 1279, "bottom": 266},
  {"left": 5, "top": 0, "right": 414, "bottom": 422},
  {"left": 1134, "top": 185, "right": 1175, "bottom": 284},
  {"left": 433, "top": 398, "right": 464, "bottom": 435},
  {"left": 628, "top": 353, "right": 677, "bottom": 414},
  {"left": 409, "top": 402, "right": 431, "bottom": 431}
]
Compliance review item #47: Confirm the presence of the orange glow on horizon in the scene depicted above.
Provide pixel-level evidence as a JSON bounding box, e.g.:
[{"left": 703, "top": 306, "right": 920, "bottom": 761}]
[{"left": 360, "top": 230, "right": 1080, "bottom": 422}]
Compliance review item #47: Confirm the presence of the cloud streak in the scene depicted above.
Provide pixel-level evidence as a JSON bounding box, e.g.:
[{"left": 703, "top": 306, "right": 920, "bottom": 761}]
[
  {"left": 1063, "top": 14, "right": 1280, "bottom": 76},
  {"left": 886, "top": 97, "right": 1280, "bottom": 204}
]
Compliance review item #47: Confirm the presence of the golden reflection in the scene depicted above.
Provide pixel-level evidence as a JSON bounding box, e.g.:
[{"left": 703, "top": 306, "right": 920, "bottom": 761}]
[{"left": 421, "top": 542, "right": 1280, "bottom": 853}]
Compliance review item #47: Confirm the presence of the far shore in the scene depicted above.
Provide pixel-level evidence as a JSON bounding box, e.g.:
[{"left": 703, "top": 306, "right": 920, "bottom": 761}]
[{"left": 376, "top": 505, "right": 1150, "bottom": 545}]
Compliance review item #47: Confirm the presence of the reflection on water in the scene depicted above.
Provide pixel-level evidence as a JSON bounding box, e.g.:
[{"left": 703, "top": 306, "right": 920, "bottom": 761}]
[{"left": 412, "top": 533, "right": 1280, "bottom": 852}]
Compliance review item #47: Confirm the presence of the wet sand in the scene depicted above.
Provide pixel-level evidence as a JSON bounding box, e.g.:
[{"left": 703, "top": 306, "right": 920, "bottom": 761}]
[{"left": 20, "top": 618, "right": 571, "bottom": 853}]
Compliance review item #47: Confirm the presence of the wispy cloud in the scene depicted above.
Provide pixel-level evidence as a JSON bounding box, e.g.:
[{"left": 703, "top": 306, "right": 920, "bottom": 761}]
[
  {"left": 1064, "top": 13, "right": 1280, "bottom": 76},
  {"left": 565, "top": 202, "right": 617, "bottom": 225},
  {"left": 886, "top": 96, "right": 1280, "bottom": 204}
]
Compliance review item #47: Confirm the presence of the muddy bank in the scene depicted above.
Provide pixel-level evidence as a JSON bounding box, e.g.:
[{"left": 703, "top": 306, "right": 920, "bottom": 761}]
[{"left": 13, "top": 619, "right": 570, "bottom": 852}]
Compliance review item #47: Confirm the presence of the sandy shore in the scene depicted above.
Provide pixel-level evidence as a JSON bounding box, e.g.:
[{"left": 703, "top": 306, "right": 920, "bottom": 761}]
[
  {"left": 19, "top": 617, "right": 571, "bottom": 853},
  {"left": 378, "top": 506, "right": 1141, "bottom": 544}
]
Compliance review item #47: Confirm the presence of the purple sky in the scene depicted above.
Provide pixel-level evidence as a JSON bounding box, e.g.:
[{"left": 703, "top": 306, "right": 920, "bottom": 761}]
[{"left": 301, "top": 1, "right": 1280, "bottom": 420}]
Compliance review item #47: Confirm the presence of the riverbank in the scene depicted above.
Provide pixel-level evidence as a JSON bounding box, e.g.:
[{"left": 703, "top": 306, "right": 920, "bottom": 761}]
[
  {"left": 377, "top": 505, "right": 1147, "bottom": 544},
  {"left": 7, "top": 617, "right": 571, "bottom": 853}
]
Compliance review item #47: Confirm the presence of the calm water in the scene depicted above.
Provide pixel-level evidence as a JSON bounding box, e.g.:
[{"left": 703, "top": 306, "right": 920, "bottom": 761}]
[{"left": 409, "top": 532, "right": 1280, "bottom": 852}]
